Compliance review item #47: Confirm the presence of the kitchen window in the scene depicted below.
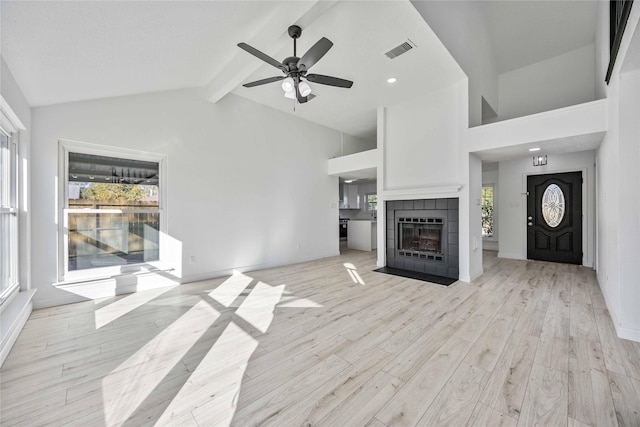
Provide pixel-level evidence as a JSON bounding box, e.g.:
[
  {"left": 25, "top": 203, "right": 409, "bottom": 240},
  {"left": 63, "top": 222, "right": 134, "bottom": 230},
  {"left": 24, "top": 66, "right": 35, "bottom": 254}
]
[
  {"left": 0, "top": 128, "right": 19, "bottom": 303},
  {"left": 365, "top": 193, "right": 378, "bottom": 211},
  {"left": 59, "top": 141, "right": 166, "bottom": 281}
]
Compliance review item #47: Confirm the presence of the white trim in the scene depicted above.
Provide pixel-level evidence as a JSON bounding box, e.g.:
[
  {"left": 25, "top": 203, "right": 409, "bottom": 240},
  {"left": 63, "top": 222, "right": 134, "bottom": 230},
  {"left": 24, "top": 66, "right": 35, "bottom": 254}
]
[
  {"left": 0, "top": 95, "right": 26, "bottom": 134},
  {"left": 616, "top": 325, "right": 640, "bottom": 343},
  {"left": 599, "top": 280, "right": 640, "bottom": 343},
  {"left": 381, "top": 185, "right": 462, "bottom": 199},
  {"left": 57, "top": 139, "right": 168, "bottom": 282},
  {"left": 0, "top": 129, "right": 19, "bottom": 304},
  {"left": 498, "top": 252, "right": 526, "bottom": 260},
  {"left": 0, "top": 289, "right": 36, "bottom": 366},
  {"left": 66, "top": 208, "right": 160, "bottom": 214},
  {"left": 34, "top": 251, "right": 340, "bottom": 309}
]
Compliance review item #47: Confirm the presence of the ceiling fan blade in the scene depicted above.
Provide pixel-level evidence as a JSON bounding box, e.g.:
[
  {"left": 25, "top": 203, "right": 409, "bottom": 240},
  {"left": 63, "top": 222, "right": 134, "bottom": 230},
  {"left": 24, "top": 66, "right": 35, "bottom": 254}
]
[
  {"left": 298, "top": 37, "right": 333, "bottom": 72},
  {"left": 238, "top": 43, "right": 285, "bottom": 71},
  {"left": 294, "top": 76, "right": 309, "bottom": 104},
  {"left": 242, "top": 76, "right": 285, "bottom": 88},
  {"left": 305, "top": 74, "right": 353, "bottom": 88}
]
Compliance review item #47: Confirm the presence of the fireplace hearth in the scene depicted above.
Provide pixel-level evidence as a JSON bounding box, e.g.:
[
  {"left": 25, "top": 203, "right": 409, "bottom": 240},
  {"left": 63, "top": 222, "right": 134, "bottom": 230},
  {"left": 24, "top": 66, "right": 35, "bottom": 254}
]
[{"left": 386, "top": 198, "right": 459, "bottom": 279}]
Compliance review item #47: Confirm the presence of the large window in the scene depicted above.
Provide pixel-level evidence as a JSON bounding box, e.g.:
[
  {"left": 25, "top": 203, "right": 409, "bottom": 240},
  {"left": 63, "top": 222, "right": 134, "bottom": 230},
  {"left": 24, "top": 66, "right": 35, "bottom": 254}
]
[
  {"left": 60, "top": 143, "right": 165, "bottom": 280},
  {"left": 481, "top": 185, "right": 494, "bottom": 238},
  {"left": 0, "top": 128, "right": 18, "bottom": 301}
]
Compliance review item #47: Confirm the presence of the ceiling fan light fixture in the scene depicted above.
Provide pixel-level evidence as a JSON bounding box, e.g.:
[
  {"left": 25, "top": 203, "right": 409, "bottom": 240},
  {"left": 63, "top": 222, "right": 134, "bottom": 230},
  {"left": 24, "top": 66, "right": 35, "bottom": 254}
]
[
  {"left": 299, "top": 81, "right": 312, "bottom": 97},
  {"left": 284, "top": 89, "right": 296, "bottom": 99},
  {"left": 281, "top": 77, "right": 295, "bottom": 92}
]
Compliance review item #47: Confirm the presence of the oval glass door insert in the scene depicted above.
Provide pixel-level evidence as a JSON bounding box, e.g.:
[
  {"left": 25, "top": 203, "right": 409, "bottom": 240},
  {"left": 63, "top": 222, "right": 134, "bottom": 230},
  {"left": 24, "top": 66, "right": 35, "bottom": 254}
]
[{"left": 542, "top": 184, "right": 565, "bottom": 227}]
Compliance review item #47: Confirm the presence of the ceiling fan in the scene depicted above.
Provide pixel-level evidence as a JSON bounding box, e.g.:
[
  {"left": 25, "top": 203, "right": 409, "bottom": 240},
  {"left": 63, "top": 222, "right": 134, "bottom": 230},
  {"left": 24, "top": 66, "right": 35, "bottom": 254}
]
[{"left": 238, "top": 25, "right": 353, "bottom": 104}]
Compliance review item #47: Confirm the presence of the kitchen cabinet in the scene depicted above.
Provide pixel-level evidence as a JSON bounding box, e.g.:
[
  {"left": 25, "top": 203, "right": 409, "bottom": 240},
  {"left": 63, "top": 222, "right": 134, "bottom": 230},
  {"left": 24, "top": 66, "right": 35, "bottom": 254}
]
[
  {"left": 341, "top": 184, "right": 360, "bottom": 209},
  {"left": 347, "top": 220, "right": 377, "bottom": 251}
]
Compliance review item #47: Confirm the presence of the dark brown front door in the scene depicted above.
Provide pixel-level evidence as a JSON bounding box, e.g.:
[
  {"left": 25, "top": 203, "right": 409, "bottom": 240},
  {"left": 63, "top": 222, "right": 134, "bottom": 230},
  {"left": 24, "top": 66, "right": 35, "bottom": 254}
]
[{"left": 527, "top": 171, "right": 582, "bottom": 264}]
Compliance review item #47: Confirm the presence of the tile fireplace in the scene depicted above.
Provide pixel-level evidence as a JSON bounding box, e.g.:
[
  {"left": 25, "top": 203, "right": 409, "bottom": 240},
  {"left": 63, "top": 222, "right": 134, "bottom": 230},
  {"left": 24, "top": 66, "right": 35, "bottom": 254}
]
[{"left": 386, "top": 198, "right": 459, "bottom": 279}]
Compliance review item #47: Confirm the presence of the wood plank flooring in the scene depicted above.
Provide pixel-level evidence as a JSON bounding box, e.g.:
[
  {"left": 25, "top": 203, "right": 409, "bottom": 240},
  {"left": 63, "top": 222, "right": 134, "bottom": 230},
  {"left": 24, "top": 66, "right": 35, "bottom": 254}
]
[{"left": 2, "top": 250, "right": 640, "bottom": 426}]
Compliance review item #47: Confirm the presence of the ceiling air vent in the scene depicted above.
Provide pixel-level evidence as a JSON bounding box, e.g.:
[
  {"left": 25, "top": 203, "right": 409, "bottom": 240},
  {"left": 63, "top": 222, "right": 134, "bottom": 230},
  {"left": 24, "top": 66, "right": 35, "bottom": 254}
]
[{"left": 385, "top": 39, "right": 416, "bottom": 59}]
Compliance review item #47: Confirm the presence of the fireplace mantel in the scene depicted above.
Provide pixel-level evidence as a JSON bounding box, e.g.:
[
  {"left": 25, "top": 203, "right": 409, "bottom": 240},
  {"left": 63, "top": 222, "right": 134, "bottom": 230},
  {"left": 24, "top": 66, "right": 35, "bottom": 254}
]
[{"left": 381, "top": 185, "right": 462, "bottom": 200}]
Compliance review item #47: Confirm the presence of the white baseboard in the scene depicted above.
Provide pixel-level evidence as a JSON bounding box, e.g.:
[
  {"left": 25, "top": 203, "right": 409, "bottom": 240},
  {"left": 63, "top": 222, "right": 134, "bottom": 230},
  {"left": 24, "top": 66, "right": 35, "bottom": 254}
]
[
  {"left": 616, "top": 325, "right": 640, "bottom": 343},
  {"left": 497, "top": 252, "right": 525, "bottom": 260},
  {"left": 1, "top": 289, "right": 36, "bottom": 366},
  {"left": 178, "top": 251, "right": 340, "bottom": 284},
  {"left": 595, "top": 274, "right": 640, "bottom": 343},
  {"left": 34, "top": 251, "right": 341, "bottom": 309}
]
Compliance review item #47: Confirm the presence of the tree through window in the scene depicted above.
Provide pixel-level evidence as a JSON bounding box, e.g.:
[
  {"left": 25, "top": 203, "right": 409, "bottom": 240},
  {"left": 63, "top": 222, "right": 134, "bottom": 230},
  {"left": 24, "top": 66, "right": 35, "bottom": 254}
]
[
  {"left": 481, "top": 185, "right": 494, "bottom": 238},
  {"left": 64, "top": 149, "right": 162, "bottom": 275}
]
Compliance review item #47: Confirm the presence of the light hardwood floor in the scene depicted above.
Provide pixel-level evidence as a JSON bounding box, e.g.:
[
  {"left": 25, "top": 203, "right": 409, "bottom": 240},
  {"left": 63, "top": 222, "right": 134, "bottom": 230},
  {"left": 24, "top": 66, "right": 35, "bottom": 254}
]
[{"left": 2, "top": 250, "right": 640, "bottom": 426}]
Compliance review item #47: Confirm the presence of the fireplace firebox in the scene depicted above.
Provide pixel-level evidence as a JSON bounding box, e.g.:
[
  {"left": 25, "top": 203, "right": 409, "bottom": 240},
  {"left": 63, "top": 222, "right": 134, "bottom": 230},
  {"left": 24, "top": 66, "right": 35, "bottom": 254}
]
[
  {"left": 386, "top": 199, "right": 458, "bottom": 279},
  {"left": 398, "top": 218, "right": 443, "bottom": 254}
]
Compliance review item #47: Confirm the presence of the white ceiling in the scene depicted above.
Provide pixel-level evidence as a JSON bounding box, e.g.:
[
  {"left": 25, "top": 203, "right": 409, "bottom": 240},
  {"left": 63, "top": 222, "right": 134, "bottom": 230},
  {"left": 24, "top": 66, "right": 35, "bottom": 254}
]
[
  {"left": 228, "top": 1, "right": 464, "bottom": 140},
  {"left": 0, "top": 0, "right": 464, "bottom": 141},
  {"left": 1, "top": 1, "right": 601, "bottom": 140},
  {"left": 481, "top": 0, "right": 599, "bottom": 73},
  {"left": 474, "top": 131, "right": 605, "bottom": 162}
]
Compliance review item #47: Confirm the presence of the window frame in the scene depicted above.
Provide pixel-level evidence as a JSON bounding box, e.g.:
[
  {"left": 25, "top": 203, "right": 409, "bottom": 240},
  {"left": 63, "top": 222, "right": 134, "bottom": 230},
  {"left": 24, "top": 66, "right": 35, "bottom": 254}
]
[
  {"left": 58, "top": 140, "right": 168, "bottom": 283},
  {"left": 365, "top": 193, "right": 377, "bottom": 212},
  {"left": 0, "top": 127, "right": 19, "bottom": 304},
  {"left": 481, "top": 183, "right": 497, "bottom": 241}
]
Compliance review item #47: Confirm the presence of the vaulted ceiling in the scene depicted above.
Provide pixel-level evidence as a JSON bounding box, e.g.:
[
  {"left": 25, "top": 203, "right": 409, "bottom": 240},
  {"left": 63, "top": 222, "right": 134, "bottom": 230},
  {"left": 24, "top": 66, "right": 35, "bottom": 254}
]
[
  {"left": 1, "top": 0, "right": 600, "bottom": 141},
  {"left": 1, "top": 0, "right": 463, "bottom": 141}
]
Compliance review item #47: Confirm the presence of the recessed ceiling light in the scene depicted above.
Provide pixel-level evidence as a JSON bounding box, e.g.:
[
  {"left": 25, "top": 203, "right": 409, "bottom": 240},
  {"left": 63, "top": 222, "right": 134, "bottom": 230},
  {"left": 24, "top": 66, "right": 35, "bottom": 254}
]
[
  {"left": 529, "top": 147, "right": 541, "bottom": 152},
  {"left": 387, "top": 77, "right": 397, "bottom": 84},
  {"left": 344, "top": 179, "right": 356, "bottom": 183}
]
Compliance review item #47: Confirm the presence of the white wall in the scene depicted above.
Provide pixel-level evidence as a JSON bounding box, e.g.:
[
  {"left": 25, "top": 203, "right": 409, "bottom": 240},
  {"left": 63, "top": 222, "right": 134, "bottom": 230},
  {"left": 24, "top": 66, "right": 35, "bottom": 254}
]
[
  {"left": 411, "top": 0, "right": 499, "bottom": 127},
  {"left": 497, "top": 150, "right": 596, "bottom": 268},
  {"left": 595, "top": 1, "right": 640, "bottom": 342},
  {"left": 615, "top": 70, "right": 640, "bottom": 339},
  {"left": 467, "top": 154, "right": 483, "bottom": 280},
  {"left": 338, "top": 134, "right": 376, "bottom": 157},
  {"left": 594, "top": 0, "right": 609, "bottom": 100},
  {"left": 378, "top": 80, "right": 479, "bottom": 281},
  {"left": 498, "top": 44, "right": 596, "bottom": 121},
  {"left": 384, "top": 84, "right": 461, "bottom": 191},
  {"left": 30, "top": 89, "right": 343, "bottom": 308}
]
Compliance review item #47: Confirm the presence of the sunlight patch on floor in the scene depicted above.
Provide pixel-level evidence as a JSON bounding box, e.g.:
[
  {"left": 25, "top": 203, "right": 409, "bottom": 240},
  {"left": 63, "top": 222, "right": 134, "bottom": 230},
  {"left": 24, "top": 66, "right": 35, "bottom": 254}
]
[
  {"left": 100, "top": 270, "right": 323, "bottom": 425},
  {"left": 101, "top": 299, "right": 221, "bottom": 425},
  {"left": 344, "top": 262, "right": 366, "bottom": 285},
  {"left": 235, "top": 282, "right": 284, "bottom": 333},
  {"left": 208, "top": 272, "right": 254, "bottom": 307},
  {"left": 94, "top": 286, "right": 177, "bottom": 329}
]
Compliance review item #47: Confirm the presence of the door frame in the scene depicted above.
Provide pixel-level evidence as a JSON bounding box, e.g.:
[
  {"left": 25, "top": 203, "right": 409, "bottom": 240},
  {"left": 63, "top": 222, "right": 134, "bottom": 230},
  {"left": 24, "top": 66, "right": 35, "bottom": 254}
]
[{"left": 520, "top": 166, "right": 590, "bottom": 267}]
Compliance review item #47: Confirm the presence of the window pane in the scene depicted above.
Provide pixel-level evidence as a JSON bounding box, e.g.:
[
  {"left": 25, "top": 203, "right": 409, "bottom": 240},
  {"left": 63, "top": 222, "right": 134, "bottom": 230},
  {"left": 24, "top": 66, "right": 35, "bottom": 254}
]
[
  {"left": 1, "top": 132, "right": 9, "bottom": 207},
  {"left": 1, "top": 131, "right": 17, "bottom": 296},
  {"left": 68, "top": 212, "right": 160, "bottom": 271},
  {"left": 481, "top": 185, "right": 494, "bottom": 237},
  {"left": 367, "top": 194, "right": 377, "bottom": 211},
  {"left": 1, "top": 213, "right": 17, "bottom": 288},
  {"left": 65, "top": 150, "right": 161, "bottom": 275},
  {"left": 68, "top": 152, "right": 159, "bottom": 209}
]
